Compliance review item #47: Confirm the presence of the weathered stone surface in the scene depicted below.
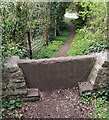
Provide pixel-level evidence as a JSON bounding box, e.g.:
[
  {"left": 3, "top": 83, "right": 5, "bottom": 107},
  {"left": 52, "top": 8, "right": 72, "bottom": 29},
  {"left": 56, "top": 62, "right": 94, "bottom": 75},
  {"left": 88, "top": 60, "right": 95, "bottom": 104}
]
[
  {"left": 102, "top": 61, "right": 109, "bottom": 67},
  {"left": 19, "top": 55, "right": 95, "bottom": 91},
  {"left": 3, "top": 89, "right": 27, "bottom": 96},
  {"left": 7, "top": 82, "right": 26, "bottom": 89},
  {"left": 22, "top": 97, "right": 40, "bottom": 102},
  {"left": 23, "top": 88, "right": 40, "bottom": 102},
  {"left": 27, "top": 88, "right": 40, "bottom": 97},
  {"left": 78, "top": 50, "right": 109, "bottom": 94},
  {"left": 2, "top": 70, "right": 10, "bottom": 82},
  {"left": 94, "top": 75, "right": 108, "bottom": 88},
  {"left": 78, "top": 81, "right": 93, "bottom": 96},
  {"left": 98, "top": 68, "right": 108, "bottom": 76},
  {"left": 12, "top": 79, "right": 25, "bottom": 83},
  {"left": 2, "top": 56, "right": 27, "bottom": 97},
  {"left": 2, "top": 50, "right": 109, "bottom": 97},
  {"left": 87, "top": 50, "right": 109, "bottom": 89},
  {"left": 4, "top": 56, "right": 20, "bottom": 68}
]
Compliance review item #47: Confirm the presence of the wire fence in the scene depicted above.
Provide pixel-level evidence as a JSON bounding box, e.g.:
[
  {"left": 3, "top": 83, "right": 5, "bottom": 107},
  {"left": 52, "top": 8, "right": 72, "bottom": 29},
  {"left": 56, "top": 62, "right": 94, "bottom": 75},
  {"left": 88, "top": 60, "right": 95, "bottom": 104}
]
[{"left": 26, "top": 3, "right": 48, "bottom": 59}]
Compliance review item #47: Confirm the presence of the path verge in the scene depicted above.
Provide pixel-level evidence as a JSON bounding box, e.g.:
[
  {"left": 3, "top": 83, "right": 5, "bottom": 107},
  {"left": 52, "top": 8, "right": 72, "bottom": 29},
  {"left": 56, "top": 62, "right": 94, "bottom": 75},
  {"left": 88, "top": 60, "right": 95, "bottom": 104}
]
[{"left": 55, "top": 20, "right": 76, "bottom": 57}]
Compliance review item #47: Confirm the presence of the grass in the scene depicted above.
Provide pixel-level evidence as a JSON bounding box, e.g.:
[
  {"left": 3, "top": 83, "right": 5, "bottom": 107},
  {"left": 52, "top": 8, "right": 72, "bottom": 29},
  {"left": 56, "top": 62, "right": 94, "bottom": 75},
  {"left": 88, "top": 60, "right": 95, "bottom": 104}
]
[
  {"left": 35, "top": 30, "right": 69, "bottom": 59},
  {"left": 67, "top": 28, "right": 95, "bottom": 56},
  {"left": 67, "top": 27, "right": 107, "bottom": 56}
]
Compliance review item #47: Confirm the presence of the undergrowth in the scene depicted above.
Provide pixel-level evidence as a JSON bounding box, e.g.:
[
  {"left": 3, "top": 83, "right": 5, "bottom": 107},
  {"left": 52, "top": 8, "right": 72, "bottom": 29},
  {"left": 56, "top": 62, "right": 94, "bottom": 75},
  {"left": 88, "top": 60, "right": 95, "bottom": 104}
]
[
  {"left": 67, "top": 27, "right": 107, "bottom": 56},
  {"left": 70, "top": 18, "right": 83, "bottom": 30},
  {"left": 1, "top": 95, "right": 23, "bottom": 119},
  {"left": 81, "top": 82, "right": 109, "bottom": 119},
  {"left": 35, "top": 30, "right": 69, "bottom": 59}
]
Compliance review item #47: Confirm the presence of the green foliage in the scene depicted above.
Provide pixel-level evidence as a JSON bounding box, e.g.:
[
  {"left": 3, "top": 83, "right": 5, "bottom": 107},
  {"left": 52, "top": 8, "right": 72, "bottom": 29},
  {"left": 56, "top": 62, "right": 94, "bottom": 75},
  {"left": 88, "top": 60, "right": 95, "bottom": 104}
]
[
  {"left": 67, "top": 27, "right": 107, "bottom": 56},
  {"left": 60, "top": 20, "right": 70, "bottom": 30},
  {"left": 68, "top": 2, "right": 107, "bottom": 43},
  {"left": 80, "top": 92, "right": 92, "bottom": 104},
  {"left": 81, "top": 91, "right": 109, "bottom": 118},
  {"left": 35, "top": 31, "right": 69, "bottom": 59},
  {"left": 1, "top": 2, "right": 28, "bottom": 60},
  {"left": 14, "top": 113, "right": 22, "bottom": 119},
  {"left": 88, "top": 42, "right": 107, "bottom": 54},
  {"left": 1, "top": 2, "right": 49, "bottom": 60},
  {"left": 2, "top": 42, "right": 28, "bottom": 61},
  {"left": 94, "top": 81, "right": 109, "bottom": 101},
  {"left": 67, "top": 28, "right": 94, "bottom": 56},
  {"left": 77, "top": 2, "right": 90, "bottom": 22},
  {"left": 67, "top": 2, "right": 91, "bottom": 24},
  {"left": 70, "top": 18, "right": 83, "bottom": 30},
  {"left": 1, "top": 2, "right": 70, "bottom": 60},
  {"left": 65, "top": 8, "right": 77, "bottom": 14},
  {"left": 92, "top": 98, "right": 109, "bottom": 118},
  {"left": 81, "top": 84, "right": 109, "bottom": 118},
  {"left": 92, "top": 72, "right": 109, "bottom": 118},
  {"left": 1, "top": 95, "right": 23, "bottom": 118},
  {"left": 1, "top": 2, "right": 28, "bottom": 42},
  {"left": 35, "top": 41, "right": 63, "bottom": 59},
  {"left": 48, "top": 2, "right": 70, "bottom": 40}
]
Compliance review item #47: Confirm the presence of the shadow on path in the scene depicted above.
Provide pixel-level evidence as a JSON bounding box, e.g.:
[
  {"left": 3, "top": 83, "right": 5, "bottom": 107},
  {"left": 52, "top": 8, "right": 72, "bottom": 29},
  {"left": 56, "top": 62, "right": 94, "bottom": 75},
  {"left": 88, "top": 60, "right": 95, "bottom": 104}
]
[{"left": 55, "top": 20, "right": 76, "bottom": 57}]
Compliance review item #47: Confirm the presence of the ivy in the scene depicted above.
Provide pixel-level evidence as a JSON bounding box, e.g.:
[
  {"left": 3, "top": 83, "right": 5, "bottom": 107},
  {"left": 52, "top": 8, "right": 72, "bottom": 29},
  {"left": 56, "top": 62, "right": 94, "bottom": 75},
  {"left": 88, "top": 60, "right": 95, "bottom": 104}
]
[{"left": 1, "top": 95, "right": 23, "bottom": 118}]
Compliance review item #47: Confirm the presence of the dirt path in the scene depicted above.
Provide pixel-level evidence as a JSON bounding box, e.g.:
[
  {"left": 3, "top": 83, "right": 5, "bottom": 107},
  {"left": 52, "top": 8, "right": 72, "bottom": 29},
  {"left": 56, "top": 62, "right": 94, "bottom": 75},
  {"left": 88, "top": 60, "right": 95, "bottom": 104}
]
[
  {"left": 9, "top": 88, "right": 94, "bottom": 118},
  {"left": 55, "top": 20, "right": 76, "bottom": 57}
]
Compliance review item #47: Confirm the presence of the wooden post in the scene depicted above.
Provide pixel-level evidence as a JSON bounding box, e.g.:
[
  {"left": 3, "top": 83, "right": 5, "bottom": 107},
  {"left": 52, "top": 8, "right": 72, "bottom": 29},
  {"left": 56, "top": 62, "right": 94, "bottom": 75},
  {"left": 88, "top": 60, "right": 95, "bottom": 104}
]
[
  {"left": 27, "top": 31, "right": 32, "bottom": 59},
  {"left": 45, "top": 24, "right": 48, "bottom": 46},
  {"left": 55, "top": 16, "right": 57, "bottom": 39}
]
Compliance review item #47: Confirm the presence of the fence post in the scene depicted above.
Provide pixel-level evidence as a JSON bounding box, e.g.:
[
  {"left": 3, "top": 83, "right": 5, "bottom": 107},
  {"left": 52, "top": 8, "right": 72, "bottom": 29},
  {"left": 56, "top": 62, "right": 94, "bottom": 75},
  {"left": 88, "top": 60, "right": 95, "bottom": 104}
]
[
  {"left": 55, "top": 16, "right": 57, "bottom": 39},
  {"left": 27, "top": 31, "right": 32, "bottom": 59},
  {"left": 45, "top": 24, "right": 48, "bottom": 46}
]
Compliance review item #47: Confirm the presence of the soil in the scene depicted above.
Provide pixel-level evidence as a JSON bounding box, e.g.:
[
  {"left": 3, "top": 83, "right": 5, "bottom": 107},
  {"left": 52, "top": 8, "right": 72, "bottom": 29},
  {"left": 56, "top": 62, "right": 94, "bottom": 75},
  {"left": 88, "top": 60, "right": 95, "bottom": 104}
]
[
  {"left": 8, "top": 88, "right": 94, "bottom": 119},
  {"left": 55, "top": 20, "right": 76, "bottom": 57}
]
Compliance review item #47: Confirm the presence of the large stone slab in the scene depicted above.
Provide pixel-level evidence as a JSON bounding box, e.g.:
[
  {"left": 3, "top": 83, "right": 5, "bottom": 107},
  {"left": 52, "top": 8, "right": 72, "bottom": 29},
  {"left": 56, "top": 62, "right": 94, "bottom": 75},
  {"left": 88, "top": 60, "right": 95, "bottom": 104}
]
[{"left": 18, "top": 55, "right": 95, "bottom": 91}]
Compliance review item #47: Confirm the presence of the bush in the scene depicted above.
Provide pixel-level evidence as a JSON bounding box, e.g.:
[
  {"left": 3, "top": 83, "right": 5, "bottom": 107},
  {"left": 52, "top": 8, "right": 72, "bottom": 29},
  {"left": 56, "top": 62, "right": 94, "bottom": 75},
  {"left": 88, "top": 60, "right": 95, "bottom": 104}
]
[
  {"left": 60, "top": 20, "right": 70, "bottom": 30},
  {"left": 70, "top": 18, "right": 84, "bottom": 30},
  {"left": 67, "top": 27, "right": 107, "bottom": 56},
  {"left": 2, "top": 42, "right": 28, "bottom": 61}
]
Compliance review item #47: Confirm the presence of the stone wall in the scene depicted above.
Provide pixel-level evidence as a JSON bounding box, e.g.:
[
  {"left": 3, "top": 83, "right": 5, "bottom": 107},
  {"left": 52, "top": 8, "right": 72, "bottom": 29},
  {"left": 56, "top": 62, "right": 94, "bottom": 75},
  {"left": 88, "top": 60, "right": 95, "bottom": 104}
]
[
  {"left": 2, "top": 56, "right": 27, "bottom": 96},
  {"left": 94, "top": 51, "right": 109, "bottom": 89},
  {"left": 2, "top": 50, "right": 108, "bottom": 97},
  {"left": 18, "top": 55, "right": 95, "bottom": 91},
  {"left": 87, "top": 50, "right": 109, "bottom": 89}
]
